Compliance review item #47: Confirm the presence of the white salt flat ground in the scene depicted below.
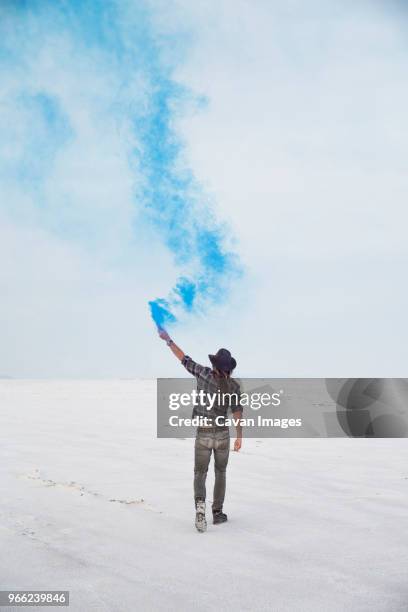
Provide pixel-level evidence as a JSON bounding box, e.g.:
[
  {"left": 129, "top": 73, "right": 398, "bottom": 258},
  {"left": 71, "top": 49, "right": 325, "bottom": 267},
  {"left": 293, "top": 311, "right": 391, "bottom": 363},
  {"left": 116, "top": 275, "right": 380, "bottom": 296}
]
[{"left": 1, "top": 380, "right": 407, "bottom": 612}]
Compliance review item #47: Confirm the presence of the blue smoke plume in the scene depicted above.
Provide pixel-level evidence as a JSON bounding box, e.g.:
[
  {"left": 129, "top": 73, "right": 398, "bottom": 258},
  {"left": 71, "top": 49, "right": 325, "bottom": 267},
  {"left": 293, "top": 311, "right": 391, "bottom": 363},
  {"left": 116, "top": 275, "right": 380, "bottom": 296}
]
[
  {"left": 0, "top": 0, "right": 241, "bottom": 329},
  {"left": 132, "top": 19, "right": 242, "bottom": 328}
]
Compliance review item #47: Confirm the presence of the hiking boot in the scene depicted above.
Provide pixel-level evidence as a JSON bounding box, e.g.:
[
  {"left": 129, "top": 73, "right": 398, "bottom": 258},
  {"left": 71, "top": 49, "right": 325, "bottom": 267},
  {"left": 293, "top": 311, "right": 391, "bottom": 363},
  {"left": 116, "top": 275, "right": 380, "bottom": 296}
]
[
  {"left": 213, "top": 510, "right": 228, "bottom": 525},
  {"left": 195, "top": 499, "right": 207, "bottom": 533}
]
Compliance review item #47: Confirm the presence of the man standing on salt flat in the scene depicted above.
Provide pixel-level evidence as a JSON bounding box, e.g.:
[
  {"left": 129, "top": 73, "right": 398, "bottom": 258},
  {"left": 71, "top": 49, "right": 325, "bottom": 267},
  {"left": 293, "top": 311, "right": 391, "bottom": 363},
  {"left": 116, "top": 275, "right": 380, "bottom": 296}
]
[{"left": 158, "top": 328, "right": 243, "bottom": 532}]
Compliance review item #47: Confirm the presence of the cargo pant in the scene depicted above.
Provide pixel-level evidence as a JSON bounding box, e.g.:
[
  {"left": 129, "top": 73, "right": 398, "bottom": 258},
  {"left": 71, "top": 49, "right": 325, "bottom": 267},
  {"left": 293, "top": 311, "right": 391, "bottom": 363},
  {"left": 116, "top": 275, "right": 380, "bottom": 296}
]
[{"left": 194, "top": 428, "right": 230, "bottom": 512}]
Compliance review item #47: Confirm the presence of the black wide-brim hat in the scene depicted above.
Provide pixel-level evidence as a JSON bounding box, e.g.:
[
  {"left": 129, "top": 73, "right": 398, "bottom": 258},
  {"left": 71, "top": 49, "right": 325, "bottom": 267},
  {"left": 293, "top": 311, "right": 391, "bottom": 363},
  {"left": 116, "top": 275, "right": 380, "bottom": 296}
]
[{"left": 209, "top": 348, "right": 237, "bottom": 372}]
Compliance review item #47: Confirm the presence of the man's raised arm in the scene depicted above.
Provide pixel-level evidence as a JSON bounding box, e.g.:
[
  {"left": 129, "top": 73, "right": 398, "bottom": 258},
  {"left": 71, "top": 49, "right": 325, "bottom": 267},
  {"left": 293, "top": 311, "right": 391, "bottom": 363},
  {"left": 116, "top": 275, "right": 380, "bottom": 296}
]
[
  {"left": 158, "top": 328, "right": 208, "bottom": 379},
  {"left": 158, "top": 328, "right": 185, "bottom": 361}
]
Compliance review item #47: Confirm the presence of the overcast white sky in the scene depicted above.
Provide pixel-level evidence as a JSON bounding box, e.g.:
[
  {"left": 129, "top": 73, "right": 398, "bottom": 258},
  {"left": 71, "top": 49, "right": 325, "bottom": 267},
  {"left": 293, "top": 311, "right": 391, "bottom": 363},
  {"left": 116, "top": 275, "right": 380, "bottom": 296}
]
[{"left": 1, "top": 0, "right": 407, "bottom": 378}]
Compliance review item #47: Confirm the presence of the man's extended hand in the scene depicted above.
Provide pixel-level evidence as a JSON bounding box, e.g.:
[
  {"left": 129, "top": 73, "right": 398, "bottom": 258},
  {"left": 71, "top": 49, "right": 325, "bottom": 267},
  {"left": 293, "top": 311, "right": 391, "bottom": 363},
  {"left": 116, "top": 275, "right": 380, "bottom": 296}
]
[
  {"left": 158, "top": 327, "right": 170, "bottom": 342},
  {"left": 158, "top": 329, "right": 185, "bottom": 361},
  {"left": 234, "top": 438, "right": 242, "bottom": 452}
]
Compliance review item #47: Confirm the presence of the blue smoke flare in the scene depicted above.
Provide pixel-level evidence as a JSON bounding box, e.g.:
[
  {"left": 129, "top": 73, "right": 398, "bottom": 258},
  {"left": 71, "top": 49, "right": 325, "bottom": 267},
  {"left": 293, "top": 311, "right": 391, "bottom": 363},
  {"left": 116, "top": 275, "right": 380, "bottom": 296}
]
[
  {"left": 139, "top": 57, "right": 242, "bottom": 328},
  {"left": 0, "top": 0, "right": 241, "bottom": 329}
]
